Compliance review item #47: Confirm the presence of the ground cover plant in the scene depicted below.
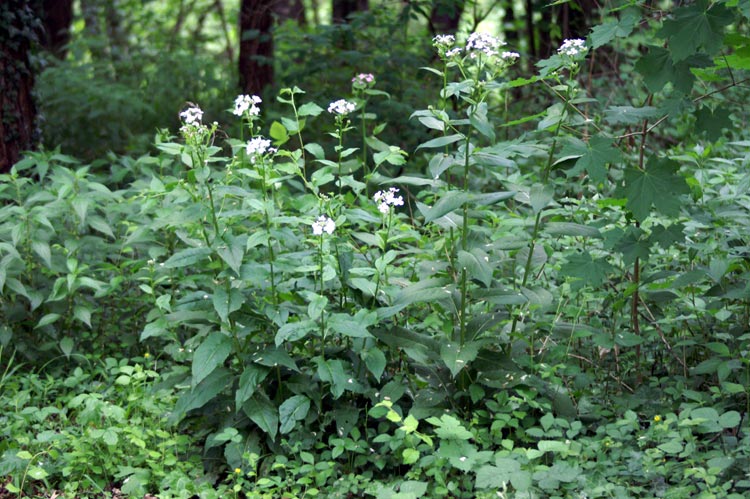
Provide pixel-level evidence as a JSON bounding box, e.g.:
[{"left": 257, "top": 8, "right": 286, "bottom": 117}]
[{"left": 1, "top": 0, "right": 750, "bottom": 497}]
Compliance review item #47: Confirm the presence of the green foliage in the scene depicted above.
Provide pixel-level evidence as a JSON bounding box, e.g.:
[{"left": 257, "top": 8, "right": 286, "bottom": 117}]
[{"left": 3, "top": 1, "right": 750, "bottom": 496}]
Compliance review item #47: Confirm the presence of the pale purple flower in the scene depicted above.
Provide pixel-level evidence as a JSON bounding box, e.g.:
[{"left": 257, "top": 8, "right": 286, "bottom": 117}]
[
  {"left": 374, "top": 187, "right": 404, "bottom": 214},
  {"left": 558, "top": 38, "right": 587, "bottom": 58},
  {"left": 328, "top": 99, "right": 356, "bottom": 115},
  {"left": 180, "top": 105, "right": 203, "bottom": 125},
  {"left": 312, "top": 215, "right": 336, "bottom": 235},
  {"left": 501, "top": 51, "right": 520, "bottom": 61},
  {"left": 233, "top": 94, "right": 262, "bottom": 116},
  {"left": 352, "top": 73, "right": 375, "bottom": 86},
  {"left": 445, "top": 47, "right": 462, "bottom": 58}
]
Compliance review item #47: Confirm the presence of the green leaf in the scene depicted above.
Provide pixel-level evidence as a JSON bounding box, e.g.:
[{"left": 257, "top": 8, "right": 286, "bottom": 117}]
[
  {"left": 603, "top": 106, "right": 660, "bottom": 126},
  {"left": 251, "top": 346, "right": 300, "bottom": 372},
  {"left": 315, "top": 358, "right": 349, "bottom": 399},
  {"left": 374, "top": 146, "right": 407, "bottom": 167},
  {"left": 235, "top": 365, "right": 270, "bottom": 411},
  {"left": 560, "top": 135, "right": 622, "bottom": 184},
  {"left": 192, "top": 332, "right": 233, "bottom": 387},
  {"left": 613, "top": 226, "right": 650, "bottom": 265},
  {"left": 35, "top": 313, "right": 61, "bottom": 329},
  {"left": 457, "top": 249, "right": 493, "bottom": 288},
  {"left": 269, "top": 121, "right": 290, "bottom": 146},
  {"left": 719, "top": 410, "right": 741, "bottom": 428},
  {"left": 31, "top": 241, "right": 52, "bottom": 267},
  {"left": 544, "top": 222, "right": 601, "bottom": 238},
  {"left": 304, "top": 142, "right": 325, "bottom": 160},
  {"left": 170, "top": 367, "right": 232, "bottom": 424},
  {"left": 624, "top": 157, "right": 689, "bottom": 222},
  {"left": 416, "top": 133, "right": 464, "bottom": 150},
  {"left": 695, "top": 105, "right": 733, "bottom": 141},
  {"left": 589, "top": 9, "right": 639, "bottom": 48},
  {"left": 475, "top": 458, "right": 523, "bottom": 489},
  {"left": 216, "top": 239, "right": 245, "bottom": 275},
  {"left": 659, "top": 0, "right": 735, "bottom": 62},
  {"left": 658, "top": 440, "right": 684, "bottom": 454},
  {"left": 560, "top": 252, "right": 615, "bottom": 289},
  {"left": 212, "top": 286, "right": 243, "bottom": 323},
  {"left": 59, "top": 337, "right": 74, "bottom": 357},
  {"left": 279, "top": 395, "right": 310, "bottom": 434},
  {"left": 327, "top": 310, "right": 377, "bottom": 338},
  {"left": 275, "top": 319, "right": 317, "bottom": 346},
  {"left": 297, "top": 102, "right": 324, "bottom": 117},
  {"left": 428, "top": 414, "right": 473, "bottom": 440},
  {"left": 440, "top": 341, "right": 481, "bottom": 377},
  {"left": 243, "top": 393, "right": 278, "bottom": 441},
  {"left": 163, "top": 247, "right": 212, "bottom": 268},
  {"left": 362, "top": 347, "right": 387, "bottom": 380}
]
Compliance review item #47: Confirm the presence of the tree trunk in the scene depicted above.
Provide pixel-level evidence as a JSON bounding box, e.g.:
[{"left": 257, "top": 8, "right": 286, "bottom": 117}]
[
  {"left": 239, "top": 0, "right": 274, "bottom": 96},
  {"left": 273, "top": 0, "right": 306, "bottom": 26},
  {"left": 0, "top": 2, "right": 40, "bottom": 172},
  {"left": 41, "top": 0, "right": 73, "bottom": 59},
  {"left": 332, "top": 0, "right": 368, "bottom": 24},
  {"left": 429, "top": 0, "right": 465, "bottom": 35}
]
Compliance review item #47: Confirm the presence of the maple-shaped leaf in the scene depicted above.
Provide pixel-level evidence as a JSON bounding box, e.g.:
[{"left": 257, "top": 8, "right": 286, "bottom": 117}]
[
  {"left": 614, "top": 226, "right": 651, "bottom": 265},
  {"left": 649, "top": 223, "right": 686, "bottom": 248},
  {"left": 590, "top": 9, "right": 639, "bottom": 49},
  {"left": 694, "top": 105, "right": 733, "bottom": 141},
  {"left": 659, "top": 0, "right": 735, "bottom": 62},
  {"left": 636, "top": 47, "right": 711, "bottom": 93},
  {"left": 624, "top": 157, "right": 690, "bottom": 222},
  {"left": 560, "top": 135, "right": 622, "bottom": 184},
  {"left": 560, "top": 252, "right": 616, "bottom": 290}
]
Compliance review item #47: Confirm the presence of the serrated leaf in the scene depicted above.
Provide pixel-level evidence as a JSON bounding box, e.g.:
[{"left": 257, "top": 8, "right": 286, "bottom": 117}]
[
  {"left": 624, "top": 157, "right": 689, "bottom": 222},
  {"left": 275, "top": 319, "right": 316, "bottom": 346},
  {"left": 590, "top": 9, "right": 639, "bottom": 48},
  {"left": 87, "top": 216, "right": 115, "bottom": 238},
  {"left": 216, "top": 240, "right": 244, "bottom": 275},
  {"left": 695, "top": 105, "right": 733, "bottom": 141},
  {"left": 279, "top": 395, "right": 310, "bottom": 434},
  {"left": 315, "top": 358, "right": 348, "bottom": 399},
  {"left": 457, "top": 249, "right": 493, "bottom": 288},
  {"left": 560, "top": 252, "right": 615, "bottom": 289},
  {"left": 31, "top": 241, "right": 52, "bottom": 267},
  {"left": 429, "top": 414, "right": 473, "bottom": 440},
  {"left": 659, "top": 0, "right": 734, "bottom": 62},
  {"left": 328, "top": 310, "right": 377, "bottom": 338},
  {"left": 251, "top": 346, "right": 299, "bottom": 372},
  {"left": 363, "top": 347, "right": 386, "bottom": 380},
  {"left": 192, "top": 332, "right": 233, "bottom": 387},
  {"left": 603, "top": 106, "right": 660, "bottom": 125},
  {"left": 560, "top": 135, "right": 622, "bottom": 184},
  {"left": 298, "top": 102, "right": 324, "bottom": 117}
]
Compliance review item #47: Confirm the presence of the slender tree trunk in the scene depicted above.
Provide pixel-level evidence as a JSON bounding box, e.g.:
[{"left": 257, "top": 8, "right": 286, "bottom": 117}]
[
  {"left": 273, "top": 0, "right": 306, "bottom": 26},
  {"left": 239, "top": 0, "right": 274, "bottom": 96},
  {"left": 41, "top": 0, "right": 73, "bottom": 59},
  {"left": 429, "top": 0, "right": 465, "bottom": 35},
  {"left": 332, "top": 0, "right": 368, "bottom": 24},
  {"left": 0, "top": 2, "right": 40, "bottom": 172}
]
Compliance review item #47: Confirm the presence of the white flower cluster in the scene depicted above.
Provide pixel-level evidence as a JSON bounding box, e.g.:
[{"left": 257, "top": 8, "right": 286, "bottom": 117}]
[
  {"left": 501, "top": 51, "right": 520, "bottom": 61},
  {"left": 245, "top": 136, "right": 276, "bottom": 163},
  {"left": 312, "top": 215, "right": 336, "bottom": 236},
  {"left": 233, "top": 94, "right": 262, "bottom": 116},
  {"left": 466, "top": 32, "right": 505, "bottom": 58},
  {"left": 374, "top": 187, "right": 404, "bottom": 214},
  {"left": 433, "top": 34, "right": 456, "bottom": 48},
  {"left": 557, "top": 38, "right": 587, "bottom": 58},
  {"left": 327, "top": 99, "right": 356, "bottom": 116},
  {"left": 180, "top": 105, "right": 203, "bottom": 125}
]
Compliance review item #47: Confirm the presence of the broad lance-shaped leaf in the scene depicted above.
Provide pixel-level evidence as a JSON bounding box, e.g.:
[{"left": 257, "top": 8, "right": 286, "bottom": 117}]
[
  {"left": 192, "top": 332, "right": 233, "bottom": 387},
  {"left": 235, "top": 364, "right": 270, "bottom": 411},
  {"left": 421, "top": 190, "right": 514, "bottom": 222},
  {"left": 315, "top": 358, "right": 349, "bottom": 399},
  {"left": 279, "top": 395, "right": 310, "bottom": 434},
  {"left": 623, "top": 156, "right": 689, "bottom": 222},
  {"left": 440, "top": 341, "right": 482, "bottom": 377},
  {"left": 559, "top": 135, "right": 622, "bottom": 184},
  {"left": 163, "top": 247, "right": 212, "bottom": 268},
  {"left": 243, "top": 392, "right": 278, "bottom": 441},
  {"left": 457, "top": 249, "right": 493, "bottom": 288},
  {"left": 212, "top": 286, "right": 243, "bottom": 323},
  {"left": 170, "top": 367, "right": 232, "bottom": 424}
]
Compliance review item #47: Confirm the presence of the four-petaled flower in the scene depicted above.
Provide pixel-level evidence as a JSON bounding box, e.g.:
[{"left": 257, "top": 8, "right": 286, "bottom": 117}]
[
  {"left": 180, "top": 105, "right": 203, "bottom": 125},
  {"left": 466, "top": 32, "right": 505, "bottom": 58},
  {"left": 557, "top": 38, "right": 588, "bottom": 58},
  {"left": 501, "top": 51, "right": 520, "bottom": 61},
  {"left": 312, "top": 215, "right": 336, "bottom": 236},
  {"left": 374, "top": 187, "right": 404, "bottom": 214},
  {"left": 246, "top": 136, "right": 276, "bottom": 163},
  {"left": 433, "top": 34, "right": 455, "bottom": 48},
  {"left": 233, "top": 94, "right": 262, "bottom": 116},
  {"left": 328, "top": 99, "right": 356, "bottom": 115},
  {"left": 352, "top": 73, "right": 375, "bottom": 88}
]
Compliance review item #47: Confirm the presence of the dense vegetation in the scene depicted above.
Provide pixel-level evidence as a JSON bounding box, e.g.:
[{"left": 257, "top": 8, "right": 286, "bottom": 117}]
[{"left": 1, "top": 1, "right": 750, "bottom": 498}]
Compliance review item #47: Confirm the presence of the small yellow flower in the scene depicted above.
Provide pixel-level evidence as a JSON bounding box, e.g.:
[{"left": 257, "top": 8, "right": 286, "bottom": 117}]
[
  {"left": 234, "top": 468, "right": 242, "bottom": 474},
  {"left": 653, "top": 415, "right": 662, "bottom": 422},
  {"left": 144, "top": 353, "right": 150, "bottom": 358}
]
